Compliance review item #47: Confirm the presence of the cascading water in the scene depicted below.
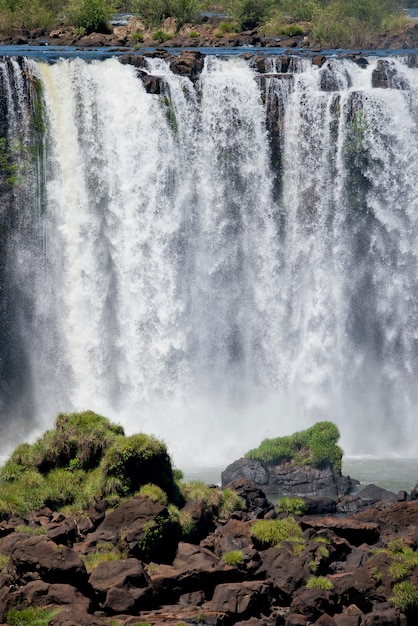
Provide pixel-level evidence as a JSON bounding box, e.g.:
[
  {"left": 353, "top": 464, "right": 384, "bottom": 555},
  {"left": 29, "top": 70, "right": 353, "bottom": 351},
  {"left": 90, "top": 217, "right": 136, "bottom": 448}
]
[{"left": 1, "top": 52, "right": 418, "bottom": 468}]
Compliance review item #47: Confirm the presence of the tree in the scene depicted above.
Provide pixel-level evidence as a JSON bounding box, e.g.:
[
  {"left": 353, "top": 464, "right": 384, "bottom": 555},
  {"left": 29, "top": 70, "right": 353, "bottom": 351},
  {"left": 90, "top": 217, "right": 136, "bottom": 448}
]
[{"left": 66, "top": 0, "right": 115, "bottom": 34}]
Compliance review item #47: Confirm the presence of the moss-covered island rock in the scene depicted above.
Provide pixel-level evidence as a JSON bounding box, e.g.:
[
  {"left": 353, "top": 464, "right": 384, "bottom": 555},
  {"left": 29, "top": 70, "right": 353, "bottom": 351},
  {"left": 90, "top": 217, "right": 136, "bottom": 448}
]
[{"left": 221, "top": 421, "right": 359, "bottom": 497}]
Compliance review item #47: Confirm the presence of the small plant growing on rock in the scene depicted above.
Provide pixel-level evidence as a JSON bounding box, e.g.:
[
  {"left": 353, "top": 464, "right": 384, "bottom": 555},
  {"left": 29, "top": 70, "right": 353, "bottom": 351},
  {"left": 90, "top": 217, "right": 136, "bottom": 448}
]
[
  {"left": 139, "top": 483, "right": 168, "bottom": 505},
  {"left": 306, "top": 576, "right": 334, "bottom": 590},
  {"left": 7, "top": 607, "right": 61, "bottom": 625},
  {"left": 276, "top": 496, "right": 306, "bottom": 516},
  {"left": 251, "top": 516, "right": 303, "bottom": 549},
  {"left": 152, "top": 29, "right": 171, "bottom": 43},
  {"left": 390, "top": 580, "right": 418, "bottom": 613},
  {"left": 222, "top": 550, "right": 244, "bottom": 566}
]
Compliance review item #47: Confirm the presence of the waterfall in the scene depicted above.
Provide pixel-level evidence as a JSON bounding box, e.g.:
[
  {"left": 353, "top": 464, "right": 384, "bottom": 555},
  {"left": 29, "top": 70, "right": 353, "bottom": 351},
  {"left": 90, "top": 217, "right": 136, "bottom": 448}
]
[{"left": 1, "top": 53, "right": 418, "bottom": 468}]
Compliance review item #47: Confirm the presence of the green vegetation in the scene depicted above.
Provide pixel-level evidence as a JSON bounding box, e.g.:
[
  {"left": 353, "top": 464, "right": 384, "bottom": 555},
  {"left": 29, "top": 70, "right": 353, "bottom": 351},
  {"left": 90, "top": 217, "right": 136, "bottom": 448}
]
[
  {"left": 250, "top": 516, "right": 303, "bottom": 550},
  {"left": 306, "top": 576, "right": 334, "bottom": 590},
  {"left": 371, "top": 539, "right": 418, "bottom": 616},
  {"left": 7, "top": 607, "right": 61, "bottom": 626},
  {"left": 390, "top": 580, "right": 418, "bottom": 613},
  {"left": 66, "top": 0, "right": 114, "bottom": 34},
  {"left": 0, "top": 411, "right": 182, "bottom": 517},
  {"left": 0, "top": 0, "right": 407, "bottom": 48},
  {"left": 179, "top": 481, "right": 244, "bottom": 519},
  {"left": 80, "top": 541, "right": 125, "bottom": 573},
  {"left": 222, "top": 550, "right": 244, "bottom": 566},
  {"left": 152, "top": 28, "right": 172, "bottom": 42},
  {"left": 276, "top": 496, "right": 306, "bottom": 516},
  {"left": 246, "top": 421, "right": 343, "bottom": 472}
]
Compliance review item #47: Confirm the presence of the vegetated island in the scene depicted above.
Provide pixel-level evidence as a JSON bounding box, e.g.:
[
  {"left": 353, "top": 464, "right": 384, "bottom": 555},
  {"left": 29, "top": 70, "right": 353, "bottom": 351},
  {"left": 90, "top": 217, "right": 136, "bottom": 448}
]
[
  {"left": 1, "top": 412, "right": 418, "bottom": 625},
  {"left": 1, "top": 0, "right": 418, "bottom": 51}
]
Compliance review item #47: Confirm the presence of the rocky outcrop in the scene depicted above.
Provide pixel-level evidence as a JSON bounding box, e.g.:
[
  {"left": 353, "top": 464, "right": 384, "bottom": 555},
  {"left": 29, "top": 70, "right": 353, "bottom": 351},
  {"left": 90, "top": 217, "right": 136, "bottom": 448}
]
[
  {"left": 0, "top": 484, "right": 418, "bottom": 625},
  {"left": 222, "top": 457, "right": 359, "bottom": 497}
]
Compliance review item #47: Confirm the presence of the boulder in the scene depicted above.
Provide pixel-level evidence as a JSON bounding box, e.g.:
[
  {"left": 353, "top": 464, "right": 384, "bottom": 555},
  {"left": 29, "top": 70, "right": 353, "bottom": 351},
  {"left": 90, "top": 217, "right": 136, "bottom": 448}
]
[
  {"left": 223, "top": 479, "right": 274, "bottom": 516},
  {"left": 47, "top": 609, "right": 108, "bottom": 626},
  {"left": 89, "top": 558, "right": 150, "bottom": 596},
  {"left": 301, "top": 517, "right": 380, "bottom": 547},
  {"left": 90, "top": 494, "right": 180, "bottom": 562},
  {"left": 222, "top": 458, "right": 358, "bottom": 497},
  {"left": 169, "top": 50, "right": 204, "bottom": 80},
  {"left": 206, "top": 580, "right": 272, "bottom": 618},
  {"left": 7, "top": 536, "right": 88, "bottom": 588},
  {"left": 0, "top": 580, "right": 91, "bottom": 621}
]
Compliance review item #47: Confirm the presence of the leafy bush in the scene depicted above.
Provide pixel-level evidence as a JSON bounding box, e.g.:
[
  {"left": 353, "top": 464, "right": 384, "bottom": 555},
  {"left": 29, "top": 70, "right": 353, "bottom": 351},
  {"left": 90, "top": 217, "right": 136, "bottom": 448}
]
[
  {"left": 225, "top": 0, "right": 273, "bottom": 29},
  {"left": 246, "top": 421, "right": 343, "bottom": 472},
  {"left": 251, "top": 516, "right": 303, "bottom": 549},
  {"left": 66, "top": 0, "right": 114, "bottom": 34},
  {"left": 306, "top": 576, "right": 334, "bottom": 590},
  {"left": 0, "top": 0, "right": 55, "bottom": 34}
]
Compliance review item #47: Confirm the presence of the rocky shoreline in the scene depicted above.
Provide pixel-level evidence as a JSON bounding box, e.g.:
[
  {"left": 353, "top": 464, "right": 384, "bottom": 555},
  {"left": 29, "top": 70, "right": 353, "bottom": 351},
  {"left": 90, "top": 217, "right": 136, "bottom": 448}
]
[
  {"left": 0, "top": 475, "right": 417, "bottom": 625},
  {"left": 1, "top": 14, "right": 418, "bottom": 52}
]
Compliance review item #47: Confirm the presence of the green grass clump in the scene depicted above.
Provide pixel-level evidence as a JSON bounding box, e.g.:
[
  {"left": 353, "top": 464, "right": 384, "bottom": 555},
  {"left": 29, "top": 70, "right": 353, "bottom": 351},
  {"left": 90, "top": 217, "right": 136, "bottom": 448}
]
[
  {"left": 276, "top": 497, "right": 306, "bottom": 516},
  {"left": 139, "top": 483, "right": 168, "bottom": 505},
  {"left": 251, "top": 516, "right": 303, "bottom": 549},
  {"left": 7, "top": 607, "right": 60, "bottom": 626},
  {"left": 222, "top": 550, "right": 244, "bottom": 566},
  {"left": 179, "top": 481, "right": 244, "bottom": 519},
  {"left": 306, "top": 576, "right": 334, "bottom": 590},
  {"left": 81, "top": 544, "right": 124, "bottom": 573},
  {"left": 152, "top": 29, "right": 172, "bottom": 43},
  {"left": 246, "top": 421, "right": 343, "bottom": 472},
  {"left": 390, "top": 580, "right": 418, "bottom": 612}
]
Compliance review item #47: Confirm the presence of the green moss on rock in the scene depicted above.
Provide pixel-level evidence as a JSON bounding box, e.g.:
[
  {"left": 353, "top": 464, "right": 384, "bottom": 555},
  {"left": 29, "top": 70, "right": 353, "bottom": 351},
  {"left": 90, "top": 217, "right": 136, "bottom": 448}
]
[{"left": 245, "top": 421, "right": 343, "bottom": 472}]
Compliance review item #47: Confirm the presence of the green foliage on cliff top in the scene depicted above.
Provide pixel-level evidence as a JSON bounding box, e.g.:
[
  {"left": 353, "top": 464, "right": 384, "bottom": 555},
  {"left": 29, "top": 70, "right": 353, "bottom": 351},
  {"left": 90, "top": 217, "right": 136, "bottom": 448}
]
[
  {"left": 0, "top": 411, "right": 182, "bottom": 517},
  {"left": 245, "top": 421, "right": 343, "bottom": 472}
]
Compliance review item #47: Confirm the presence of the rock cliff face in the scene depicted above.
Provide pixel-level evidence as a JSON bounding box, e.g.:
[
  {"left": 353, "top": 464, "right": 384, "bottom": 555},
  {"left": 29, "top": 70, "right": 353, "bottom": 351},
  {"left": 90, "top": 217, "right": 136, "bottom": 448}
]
[{"left": 221, "top": 457, "right": 359, "bottom": 497}]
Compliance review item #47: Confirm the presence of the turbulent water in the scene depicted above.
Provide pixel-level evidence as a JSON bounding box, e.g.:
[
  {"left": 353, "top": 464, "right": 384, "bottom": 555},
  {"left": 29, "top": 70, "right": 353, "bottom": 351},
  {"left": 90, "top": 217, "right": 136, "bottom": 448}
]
[{"left": 1, "top": 52, "right": 418, "bottom": 468}]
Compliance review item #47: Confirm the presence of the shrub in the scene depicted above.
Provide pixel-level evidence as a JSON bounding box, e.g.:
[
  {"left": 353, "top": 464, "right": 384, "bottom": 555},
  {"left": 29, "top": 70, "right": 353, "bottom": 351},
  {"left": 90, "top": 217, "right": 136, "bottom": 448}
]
[
  {"left": 251, "top": 516, "right": 303, "bottom": 549},
  {"left": 189, "top": 29, "right": 199, "bottom": 37},
  {"left": 131, "top": 30, "right": 144, "bottom": 41},
  {"left": 225, "top": 0, "right": 273, "bottom": 29},
  {"left": 66, "top": 0, "right": 114, "bottom": 34},
  {"left": 306, "top": 576, "right": 334, "bottom": 590},
  {"left": 246, "top": 421, "right": 343, "bottom": 472},
  {"left": 152, "top": 28, "right": 172, "bottom": 42}
]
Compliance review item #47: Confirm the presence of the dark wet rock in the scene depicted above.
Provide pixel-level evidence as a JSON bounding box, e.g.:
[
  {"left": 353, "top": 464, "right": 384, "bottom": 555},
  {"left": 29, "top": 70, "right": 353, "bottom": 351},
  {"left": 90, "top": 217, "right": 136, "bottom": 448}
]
[
  {"left": 169, "top": 50, "right": 204, "bottom": 80},
  {"left": 222, "top": 457, "right": 358, "bottom": 497},
  {"left": 301, "top": 516, "right": 380, "bottom": 547},
  {"left": 223, "top": 478, "right": 274, "bottom": 516},
  {"left": 337, "top": 484, "right": 397, "bottom": 515},
  {"left": 8, "top": 536, "right": 88, "bottom": 588},
  {"left": 371, "top": 59, "right": 409, "bottom": 89},
  {"left": 205, "top": 580, "right": 272, "bottom": 619}
]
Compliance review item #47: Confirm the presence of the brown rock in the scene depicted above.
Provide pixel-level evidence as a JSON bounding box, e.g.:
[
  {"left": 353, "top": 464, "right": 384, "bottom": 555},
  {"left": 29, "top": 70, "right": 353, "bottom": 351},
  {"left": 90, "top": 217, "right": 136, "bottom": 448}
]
[
  {"left": 301, "top": 516, "right": 380, "bottom": 546},
  {"left": 47, "top": 609, "right": 108, "bottom": 626},
  {"left": 89, "top": 558, "right": 150, "bottom": 595},
  {"left": 169, "top": 51, "right": 204, "bottom": 80},
  {"left": 206, "top": 580, "right": 272, "bottom": 618},
  {"left": 8, "top": 536, "right": 88, "bottom": 588}
]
